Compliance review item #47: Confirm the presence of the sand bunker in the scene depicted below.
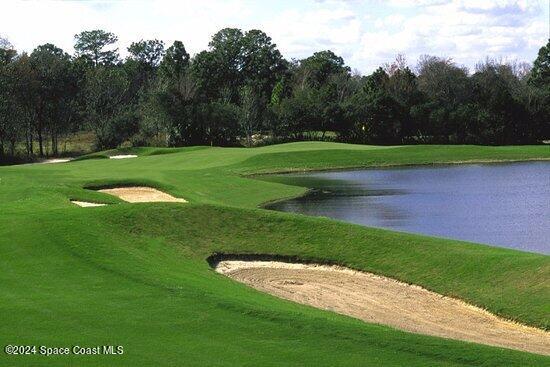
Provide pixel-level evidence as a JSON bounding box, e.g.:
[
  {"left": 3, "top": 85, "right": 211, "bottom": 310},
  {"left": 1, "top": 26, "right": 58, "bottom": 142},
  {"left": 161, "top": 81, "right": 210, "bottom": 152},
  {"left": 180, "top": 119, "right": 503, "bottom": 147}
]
[
  {"left": 109, "top": 154, "right": 137, "bottom": 159},
  {"left": 71, "top": 200, "right": 107, "bottom": 207},
  {"left": 41, "top": 158, "right": 72, "bottom": 164},
  {"left": 98, "top": 187, "right": 187, "bottom": 203},
  {"left": 215, "top": 260, "right": 550, "bottom": 355}
]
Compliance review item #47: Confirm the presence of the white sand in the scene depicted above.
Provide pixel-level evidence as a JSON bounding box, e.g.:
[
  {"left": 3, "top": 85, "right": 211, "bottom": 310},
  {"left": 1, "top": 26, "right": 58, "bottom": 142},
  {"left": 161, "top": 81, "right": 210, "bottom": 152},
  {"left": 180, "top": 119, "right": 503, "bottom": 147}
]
[
  {"left": 71, "top": 200, "right": 107, "bottom": 207},
  {"left": 109, "top": 155, "right": 137, "bottom": 159},
  {"left": 98, "top": 186, "right": 187, "bottom": 203},
  {"left": 215, "top": 260, "right": 550, "bottom": 355},
  {"left": 40, "top": 158, "right": 72, "bottom": 164}
]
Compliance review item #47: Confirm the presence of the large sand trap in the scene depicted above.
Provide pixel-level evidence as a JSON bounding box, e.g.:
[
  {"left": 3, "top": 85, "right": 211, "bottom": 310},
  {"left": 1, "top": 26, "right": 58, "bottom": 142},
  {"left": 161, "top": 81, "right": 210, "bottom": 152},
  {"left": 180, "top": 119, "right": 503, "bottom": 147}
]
[
  {"left": 98, "top": 186, "right": 187, "bottom": 203},
  {"left": 215, "top": 260, "right": 550, "bottom": 355},
  {"left": 109, "top": 154, "right": 137, "bottom": 159},
  {"left": 71, "top": 200, "right": 107, "bottom": 207}
]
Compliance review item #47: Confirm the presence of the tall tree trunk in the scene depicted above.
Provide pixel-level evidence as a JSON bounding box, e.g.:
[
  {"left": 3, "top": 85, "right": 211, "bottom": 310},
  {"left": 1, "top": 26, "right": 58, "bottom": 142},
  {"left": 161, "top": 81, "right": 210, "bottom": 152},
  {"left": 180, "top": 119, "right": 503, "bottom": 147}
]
[
  {"left": 36, "top": 101, "right": 44, "bottom": 156},
  {"left": 24, "top": 113, "right": 31, "bottom": 156},
  {"left": 29, "top": 132, "right": 33, "bottom": 156},
  {"left": 25, "top": 125, "right": 33, "bottom": 156},
  {"left": 9, "top": 139, "right": 15, "bottom": 156},
  {"left": 37, "top": 126, "right": 44, "bottom": 157},
  {"left": 51, "top": 132, "right": 57, "bottom": 156},
  {"left": 25, "top": 132, "right": 30, "bottom": 156}
]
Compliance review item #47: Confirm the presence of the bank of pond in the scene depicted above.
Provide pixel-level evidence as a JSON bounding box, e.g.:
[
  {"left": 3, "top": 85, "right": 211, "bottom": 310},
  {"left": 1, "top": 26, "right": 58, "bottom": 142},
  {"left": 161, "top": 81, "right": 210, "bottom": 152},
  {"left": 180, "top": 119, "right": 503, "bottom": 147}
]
[{"left": 263, "top": 161, "right": 550, "bottom": 254}]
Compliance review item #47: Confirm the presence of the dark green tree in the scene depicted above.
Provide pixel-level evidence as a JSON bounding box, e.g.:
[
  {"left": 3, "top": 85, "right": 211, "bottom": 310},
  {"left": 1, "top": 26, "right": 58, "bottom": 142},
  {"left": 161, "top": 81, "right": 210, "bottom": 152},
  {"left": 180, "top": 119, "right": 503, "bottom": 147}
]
[
  {"left": 529, "top": 39, "right": 550, "bottom": 87},
  {"left": 239, "top": 84, "right": 261, "bottom": 146},
  {"left": 125, "top": 40, "right": 165, "bottom": 107},
  {"left": 471, "top": 60, "right": 530, "bottom": 144},
  {"left": 0, "top": 37, "right": 17, "bottom": 65},
  {"left": 74, "top": 30, "right": 119, "bottom": 66},
  {"left": 345, "top": 68, "right": 402, "bottom": 144},
  {"left": 30, "top": 44, "right": 77, "bottom": 155},
  {"left": 84, "top": 67, "right": 134, "bottom": 148},
  {"left": 128, "top": 39, "right": 165, "bottom": 67},
  {"left": 525, "top": 40, "right": 550, "bottom": 141},
  {"left": 241, "top": 29, "right": 287, "bottom": 101},
  {"left": 192, "top": 28, "right": 244, "bottom": 102},
  {"left": 0, "top": 53, "right": 38, "bottom": 156},
  {"left": 193, "top": 28, "right": 286, "bottom": 104},
  {"left": 158, "top": 41, "right": 189, "bottom": 81},
  {"left": 298, "top": 50, "right": 350, "bottom": 87},
  {"left": 414, "top": 55, "right": 472, "bottom": 141}
]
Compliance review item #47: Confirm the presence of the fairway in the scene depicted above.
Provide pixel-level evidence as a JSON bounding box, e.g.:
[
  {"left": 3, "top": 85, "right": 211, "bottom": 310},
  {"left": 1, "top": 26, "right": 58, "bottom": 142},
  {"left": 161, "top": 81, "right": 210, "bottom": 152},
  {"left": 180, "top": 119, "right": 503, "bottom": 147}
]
[{"left": 1, "top": 142, "right": 549, "bottom": 366}]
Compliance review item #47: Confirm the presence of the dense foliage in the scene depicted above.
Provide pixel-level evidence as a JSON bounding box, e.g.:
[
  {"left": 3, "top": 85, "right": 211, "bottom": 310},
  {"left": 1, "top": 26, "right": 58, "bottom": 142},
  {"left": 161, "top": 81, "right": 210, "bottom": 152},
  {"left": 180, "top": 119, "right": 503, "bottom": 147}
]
[{"left": 0, "top": 30, "right": 548, "bottom": 159}]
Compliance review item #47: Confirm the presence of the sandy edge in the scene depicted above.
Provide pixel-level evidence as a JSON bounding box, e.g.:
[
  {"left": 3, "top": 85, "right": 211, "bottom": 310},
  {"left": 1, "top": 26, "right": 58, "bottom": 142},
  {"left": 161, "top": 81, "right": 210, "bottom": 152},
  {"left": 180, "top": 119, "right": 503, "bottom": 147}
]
[
  {"left": 109, "top": 155, "right": 137, "bottom": 159},
  {"left": 98, "top": 186, "right": 187, "bottom": 203},
  {"left": 215, "top": 260, "right": 550, "bottom": 355},
  {"left": 40, "top": 158, "right": 73, "bottom": 164},
  {"left": 70, "top": 200, "right": 107, "bottom": 207}
]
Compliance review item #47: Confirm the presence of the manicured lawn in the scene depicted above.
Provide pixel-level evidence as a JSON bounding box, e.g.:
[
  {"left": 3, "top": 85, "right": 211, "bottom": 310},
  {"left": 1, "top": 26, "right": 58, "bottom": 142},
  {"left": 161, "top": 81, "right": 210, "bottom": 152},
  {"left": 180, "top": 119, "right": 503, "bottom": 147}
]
[{"left": 1, "top": 142, "right": 549, "bottom": 366}]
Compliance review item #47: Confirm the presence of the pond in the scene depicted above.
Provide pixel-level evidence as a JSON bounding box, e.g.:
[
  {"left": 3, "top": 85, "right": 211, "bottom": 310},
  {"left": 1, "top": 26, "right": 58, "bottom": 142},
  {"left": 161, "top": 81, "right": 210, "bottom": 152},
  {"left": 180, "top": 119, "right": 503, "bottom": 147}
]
[{"left": 263, "top": 162, "right": 550, "bottom": 254}]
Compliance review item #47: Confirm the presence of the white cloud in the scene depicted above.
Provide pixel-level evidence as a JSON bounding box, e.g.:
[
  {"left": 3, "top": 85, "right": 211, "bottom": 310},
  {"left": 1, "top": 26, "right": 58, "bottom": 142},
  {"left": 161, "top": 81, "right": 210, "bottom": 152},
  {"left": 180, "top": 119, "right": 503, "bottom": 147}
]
[
  {"left": 1, "top": 0, "right": 547, "bottom": 73},
  {"left": 1, "top": 0, "right": 253, "bottom": 57},
  {"left": 355, "top": 0, "right": 548, "bottom": 72},
  {"left": 261, "top": 2, "right": 362, "bottom": 62}
]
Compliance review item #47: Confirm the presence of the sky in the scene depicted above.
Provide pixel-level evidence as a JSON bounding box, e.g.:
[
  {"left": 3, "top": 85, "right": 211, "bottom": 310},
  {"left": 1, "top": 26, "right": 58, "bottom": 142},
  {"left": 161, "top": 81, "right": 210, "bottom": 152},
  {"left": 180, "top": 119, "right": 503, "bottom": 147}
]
[{"left": 1, "top": 0, "right": 549, "bottom": 74}]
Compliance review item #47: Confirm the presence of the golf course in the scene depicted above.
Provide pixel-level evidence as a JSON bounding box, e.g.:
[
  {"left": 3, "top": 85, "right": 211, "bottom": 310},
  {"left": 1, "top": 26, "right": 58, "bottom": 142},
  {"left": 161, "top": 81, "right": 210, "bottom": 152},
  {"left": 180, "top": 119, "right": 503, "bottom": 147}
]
[{"left": 1, "top": 142, "right": 549, "bottom": 366}]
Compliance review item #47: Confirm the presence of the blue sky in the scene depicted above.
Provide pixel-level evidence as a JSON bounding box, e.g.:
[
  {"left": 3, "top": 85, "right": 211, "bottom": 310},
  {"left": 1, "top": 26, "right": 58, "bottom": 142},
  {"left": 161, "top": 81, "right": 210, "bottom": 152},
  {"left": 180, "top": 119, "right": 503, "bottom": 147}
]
[{"left": 2, "top": 0, "right": 549, "bottom": 73}]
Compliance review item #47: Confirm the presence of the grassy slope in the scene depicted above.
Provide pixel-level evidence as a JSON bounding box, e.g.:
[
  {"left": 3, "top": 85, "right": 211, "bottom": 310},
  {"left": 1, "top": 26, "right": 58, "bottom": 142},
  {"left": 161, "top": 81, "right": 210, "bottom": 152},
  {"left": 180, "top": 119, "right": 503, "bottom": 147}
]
[{"left": 0, "top": 142, "right": 549, "bottom": 366}]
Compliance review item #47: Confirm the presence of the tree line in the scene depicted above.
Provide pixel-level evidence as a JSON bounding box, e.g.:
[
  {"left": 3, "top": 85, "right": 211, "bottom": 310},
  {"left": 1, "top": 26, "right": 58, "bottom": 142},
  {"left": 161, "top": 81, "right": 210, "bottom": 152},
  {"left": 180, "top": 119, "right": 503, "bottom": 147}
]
[{"left": 0, "top": 29, "right": 549, "bottom": 159}]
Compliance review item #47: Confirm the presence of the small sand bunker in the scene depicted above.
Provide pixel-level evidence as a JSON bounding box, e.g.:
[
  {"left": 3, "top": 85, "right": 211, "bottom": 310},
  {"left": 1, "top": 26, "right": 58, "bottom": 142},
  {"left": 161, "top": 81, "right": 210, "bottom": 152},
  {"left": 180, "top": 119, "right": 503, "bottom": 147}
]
[
  {"left": 215, "top": 260, "right": 550, "bottom": 355},
  {"left": 41, "top": 158, "right": 72, "bottom": 164},
  {"left": 71, "top": 200, "right": 107, "bottom": 207},
  {"left": 109, "top": 154, "right": 137, "bottom": 159},
  {"left": 98, "top": 187, "right": 187, "bottom": 203}
]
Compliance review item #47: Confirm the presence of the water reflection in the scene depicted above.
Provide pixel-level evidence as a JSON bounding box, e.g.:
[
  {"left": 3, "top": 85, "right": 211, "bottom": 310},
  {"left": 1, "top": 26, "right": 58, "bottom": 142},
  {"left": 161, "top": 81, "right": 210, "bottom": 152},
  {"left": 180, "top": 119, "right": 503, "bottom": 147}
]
[{"left": 263, "top": 162, "right": 550, "bottom": 254}]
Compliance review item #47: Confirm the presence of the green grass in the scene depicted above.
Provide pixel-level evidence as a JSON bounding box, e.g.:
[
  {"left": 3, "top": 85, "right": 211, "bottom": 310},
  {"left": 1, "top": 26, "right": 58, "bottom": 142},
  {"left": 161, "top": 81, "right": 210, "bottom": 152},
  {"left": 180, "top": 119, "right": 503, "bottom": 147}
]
[{"left": 1, "top": 142, "right": 549, "bottom": 366}]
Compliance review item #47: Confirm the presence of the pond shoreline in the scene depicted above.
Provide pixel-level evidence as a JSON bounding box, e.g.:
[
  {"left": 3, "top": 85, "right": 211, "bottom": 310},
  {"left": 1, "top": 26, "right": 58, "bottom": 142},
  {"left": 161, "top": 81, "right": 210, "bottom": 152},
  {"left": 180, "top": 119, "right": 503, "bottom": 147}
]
[
  {"left": 256, "top": 158, "right": 550, "bottom": 210},
  {"left": 260, "top": 161, "right": 550, "bottom": 254},
  {"left": 250, "top": 157, "right": 550, "bottom": 178}
]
